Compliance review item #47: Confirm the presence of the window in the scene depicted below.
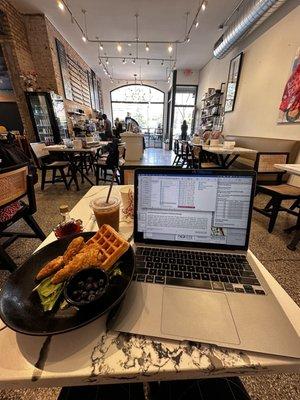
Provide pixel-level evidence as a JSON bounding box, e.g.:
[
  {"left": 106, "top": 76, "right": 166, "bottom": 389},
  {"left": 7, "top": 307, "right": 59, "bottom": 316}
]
[
  {"left": 173, "top": 86, "right": 197, "bottom": 139},
  {"left": 111, "top": 85, "right": 164, "bottom": 132}
]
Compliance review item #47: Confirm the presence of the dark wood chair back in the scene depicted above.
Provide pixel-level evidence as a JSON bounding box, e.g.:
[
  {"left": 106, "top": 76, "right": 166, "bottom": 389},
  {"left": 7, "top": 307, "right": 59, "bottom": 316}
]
[{"left": 254, "top": 152, "right": 289, "bottom": 184}]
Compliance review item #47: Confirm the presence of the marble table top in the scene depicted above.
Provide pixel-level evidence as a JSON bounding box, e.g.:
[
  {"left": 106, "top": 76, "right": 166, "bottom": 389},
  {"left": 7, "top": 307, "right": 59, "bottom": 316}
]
[
  {"left": 202, "top": 146, "right": 257, "bottom": 155},
  {"left": 0, "top": 185, "right": 299, "bottom": 388},
  {"left": 274, "top": 164, "right": 300, "bottom": 176}
]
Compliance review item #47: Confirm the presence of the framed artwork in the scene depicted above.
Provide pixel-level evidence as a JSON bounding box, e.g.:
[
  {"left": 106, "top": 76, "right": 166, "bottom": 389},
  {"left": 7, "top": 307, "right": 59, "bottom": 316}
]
[
  {"left": 224, "top": 52, "right": 243, "bottom": 113},
  {"left": 278, "top": 48, "right": 300, "bottom": 124}
]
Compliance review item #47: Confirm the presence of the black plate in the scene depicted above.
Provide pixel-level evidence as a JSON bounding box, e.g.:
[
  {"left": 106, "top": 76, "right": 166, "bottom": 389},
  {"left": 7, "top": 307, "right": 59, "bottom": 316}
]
[{"left": 0, "top": 232, "right": 134, "bottom": 335}]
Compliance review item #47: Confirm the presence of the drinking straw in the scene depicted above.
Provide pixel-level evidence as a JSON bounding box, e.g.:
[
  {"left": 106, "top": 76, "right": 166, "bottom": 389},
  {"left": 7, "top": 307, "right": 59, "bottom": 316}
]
[{"left": 106, "top": 170, "right": 117, "bottom": 203}]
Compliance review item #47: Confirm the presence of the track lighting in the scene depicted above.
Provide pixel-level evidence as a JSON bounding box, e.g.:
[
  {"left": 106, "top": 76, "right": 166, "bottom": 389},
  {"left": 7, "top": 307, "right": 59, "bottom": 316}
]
[
  {"left": 82, "top": 35, "right": 87, "bottom": 42},
  {"left": 161, "top": 60, "right": 164, "bottom": 66},
  {"left": 201, "top": 1, "right": 207, "bottom": 11},
  {"left": 123, "top": 58, "right": 126, "bottom": 64},
  {"left": 187, "top": 37, "right": 191, "bottom": 43},
  {"left": 57, "top": 1, "right": 64, "bottom": 11},
  {"left": 145, "top": 43, "right": 150, "bottom": 52},
  {"left": 132, "top": 58, "right": 136, "bottom": 64},
  {"left": 147, "top": 59, "right": 150, "bottom": 65},
  {"left": 105, "top": 58, "right": 109, "bottom": 65},
  {"left": 168, "top": 44, "right": 173, "bottom": 53},
  {"left": 99, "top": 43, "right": 103, "bottom": 50},
  {"left": 195, "top": 20, "right": 199, "bottom": 28},
  {"left": 117, "top": 43, "right": 122, "bottom": 52}
]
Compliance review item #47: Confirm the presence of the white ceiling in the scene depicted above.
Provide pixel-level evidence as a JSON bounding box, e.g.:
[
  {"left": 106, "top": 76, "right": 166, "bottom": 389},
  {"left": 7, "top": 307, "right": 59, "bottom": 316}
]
[{"left": 10, "top": 0, "right": 238, "bottom": 81}]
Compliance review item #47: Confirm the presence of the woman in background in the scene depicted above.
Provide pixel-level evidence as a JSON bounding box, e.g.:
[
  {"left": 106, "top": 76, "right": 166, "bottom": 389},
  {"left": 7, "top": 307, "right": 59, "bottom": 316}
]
[{"left": 181, "top": 120, "right": 188, "bottom": 140}]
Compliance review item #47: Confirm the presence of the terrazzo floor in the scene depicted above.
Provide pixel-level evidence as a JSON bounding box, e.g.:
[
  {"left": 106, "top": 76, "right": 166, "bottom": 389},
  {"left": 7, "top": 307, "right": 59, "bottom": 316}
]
[{"left": 0, "top": 150, "right": 299, "bottom": 400}]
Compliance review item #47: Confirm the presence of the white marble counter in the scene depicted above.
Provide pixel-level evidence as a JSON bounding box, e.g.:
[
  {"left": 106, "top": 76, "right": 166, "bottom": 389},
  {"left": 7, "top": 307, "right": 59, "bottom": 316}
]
[
  {"left": 274, "top": 164, "right": 300, "bottom": 176},
  {"left": 0, "top": 186, "right": 299, "bottom": 388}
]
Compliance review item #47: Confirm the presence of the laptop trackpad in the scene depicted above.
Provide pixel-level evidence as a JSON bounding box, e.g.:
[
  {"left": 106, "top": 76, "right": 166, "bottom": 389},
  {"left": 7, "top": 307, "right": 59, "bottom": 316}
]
[{"left": 162, "top": 287, "right": 240, "bottom": 345}]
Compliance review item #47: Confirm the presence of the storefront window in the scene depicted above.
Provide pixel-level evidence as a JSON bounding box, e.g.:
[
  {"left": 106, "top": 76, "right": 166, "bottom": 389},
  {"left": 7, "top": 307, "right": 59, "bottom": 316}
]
[
  {"left": 173, "top": 86, "right": 197, "bottom": 139},
  {"left": 111, "top": 85, "right": 164, "bottom": 132}
]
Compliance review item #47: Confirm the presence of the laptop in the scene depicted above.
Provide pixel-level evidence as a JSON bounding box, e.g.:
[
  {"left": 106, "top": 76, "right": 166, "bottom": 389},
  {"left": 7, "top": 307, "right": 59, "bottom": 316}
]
[{"left": 113, "top": 168, "right": 300, "bottom": 358}]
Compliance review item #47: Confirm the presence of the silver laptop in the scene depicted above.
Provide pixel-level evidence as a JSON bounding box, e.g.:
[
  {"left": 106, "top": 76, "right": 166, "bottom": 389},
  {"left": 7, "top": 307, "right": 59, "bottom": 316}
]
[{"left": 113, "top": 168, "right": 300, "bottom": 358}]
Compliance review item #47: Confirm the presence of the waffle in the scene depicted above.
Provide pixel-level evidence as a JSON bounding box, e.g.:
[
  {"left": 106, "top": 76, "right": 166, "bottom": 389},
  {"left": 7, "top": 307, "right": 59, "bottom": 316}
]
[{"left": 86, "top": 224, "right": 130, "bottom": 271}]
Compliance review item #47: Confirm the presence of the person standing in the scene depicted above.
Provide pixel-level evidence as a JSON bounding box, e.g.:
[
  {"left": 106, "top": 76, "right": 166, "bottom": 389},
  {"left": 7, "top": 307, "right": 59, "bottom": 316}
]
[
  {"left": 181, "top": 120, "right": 188, "bottom": 140},
  {"left": 102, "top": 114, "right": 113, "bottom": 139}
]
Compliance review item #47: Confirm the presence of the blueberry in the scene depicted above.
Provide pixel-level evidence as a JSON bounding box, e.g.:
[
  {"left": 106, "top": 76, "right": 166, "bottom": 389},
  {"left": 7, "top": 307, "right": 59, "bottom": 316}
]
[
  {"left": 82, "top": 291, "right": 88, "bottom": 298},
  {"left": 92, "top": 282, "right": 98, "bottom": 290},
  {"left": 86, "top": 283, "right": 93, "bottom": 290},
  {"left": 78, "top": 281, "right": 84, "bottom": 288},
  {"left": 99, "top": 279, "right": 104, "bottom": 285}
]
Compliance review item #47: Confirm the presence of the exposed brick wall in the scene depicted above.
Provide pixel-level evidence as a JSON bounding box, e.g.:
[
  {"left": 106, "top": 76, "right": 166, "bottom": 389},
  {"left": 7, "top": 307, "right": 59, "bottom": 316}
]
[
  {"left": 24, "top": 14, "right": 58, "bottom": 93},
  {"left": 0, "top": 0, "right": 35, "bottom": 141},
  {"left": 0, "top": 2, "right": 102, "bottom": 142}
]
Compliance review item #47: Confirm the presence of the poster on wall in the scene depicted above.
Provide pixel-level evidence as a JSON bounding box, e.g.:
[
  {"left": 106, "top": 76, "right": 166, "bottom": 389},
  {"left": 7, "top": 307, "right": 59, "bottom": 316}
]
[
  {"left": 0, "top": 46, "right": 13, "bottom": 92},
  {"left": 224, "top": 52, "right": 243, "bottom": 113},
  {"left": 278, "top": 48, "right": 300, "bottom": 124}
]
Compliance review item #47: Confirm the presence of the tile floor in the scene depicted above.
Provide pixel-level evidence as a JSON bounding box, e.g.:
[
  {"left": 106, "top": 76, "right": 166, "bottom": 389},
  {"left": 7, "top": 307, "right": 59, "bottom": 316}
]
[{"left": 0, "top": 149, "right": 299, "bottom": 399}]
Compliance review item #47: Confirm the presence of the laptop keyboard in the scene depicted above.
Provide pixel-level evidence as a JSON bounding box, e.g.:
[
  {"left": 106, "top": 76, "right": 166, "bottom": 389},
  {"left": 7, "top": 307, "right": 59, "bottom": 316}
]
[{"left": 134, "top": 247, "right": 265, "bottom": 295}]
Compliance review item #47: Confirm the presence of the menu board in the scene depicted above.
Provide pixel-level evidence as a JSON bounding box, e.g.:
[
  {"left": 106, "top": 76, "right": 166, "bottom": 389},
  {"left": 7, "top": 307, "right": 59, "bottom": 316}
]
[{"left": 55, "top": 39, "right": 73, "bottom": 101}]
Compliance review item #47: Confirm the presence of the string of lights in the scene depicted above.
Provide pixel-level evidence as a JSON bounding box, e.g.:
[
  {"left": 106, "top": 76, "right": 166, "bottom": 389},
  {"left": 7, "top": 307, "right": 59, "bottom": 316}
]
[{"left": 56, "top": 0, "right": 208, "bottom": 82}]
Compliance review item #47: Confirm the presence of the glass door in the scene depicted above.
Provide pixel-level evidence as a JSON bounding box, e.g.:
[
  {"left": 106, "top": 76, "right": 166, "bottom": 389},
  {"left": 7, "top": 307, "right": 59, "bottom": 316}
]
[
  {"left": 28, "top": 93, "right": 54, "bottom": 143},
  {"left": 173, "top": 86, "right": 197, "bottom": 140},
  {"left": 51, "top": 94, "right": 68, "bottom": 141}
]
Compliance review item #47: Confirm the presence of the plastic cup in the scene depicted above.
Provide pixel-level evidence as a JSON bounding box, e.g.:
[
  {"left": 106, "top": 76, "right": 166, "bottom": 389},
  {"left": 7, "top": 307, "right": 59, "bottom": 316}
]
[{"left": 90, "top": 196, "right": 120, "bottom": 231}]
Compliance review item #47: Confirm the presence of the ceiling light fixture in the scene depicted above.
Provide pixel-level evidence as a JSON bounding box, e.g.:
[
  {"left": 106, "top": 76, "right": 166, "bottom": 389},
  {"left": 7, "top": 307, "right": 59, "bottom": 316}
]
[
  {"left": 99, "top": 43, "right": 104, "bottom": 50},
  {"left": 195, "top": 20, "right": 199, "bottom": 28},
  {"left": 82, "top": 35, "right": 87, "bottom": 43},
  {"left": 117, "top": 43, "right": 122, "bottom": 52},
  {"left": 201, "top": 1, "right": 207, "bottom": 11},
  {"left": 132, "top": 58, "right": 136, "bottom": 64},
  {"left": 57, "top": 1, "right": 64, "bottom": 11},
  {"left": 145, "top": 43, "right": 150, "bottom": 52},
  {"left": 123, "top": 58, "right": 126, "bottom": 64},
  {"left": 106, "top": 58, "right": 109, "bottom": 65},
  {"left": 187, "top": 37, "right": 191, "bottom": 43},
  {"left": 168, "top": 44, "right": 173, "bottom": 53},
  {"left": 147, "top": 59, "right": 150, "bottom": 65},
  {"left": 161, "top": 60, "right": 164, "bottom": 65}
]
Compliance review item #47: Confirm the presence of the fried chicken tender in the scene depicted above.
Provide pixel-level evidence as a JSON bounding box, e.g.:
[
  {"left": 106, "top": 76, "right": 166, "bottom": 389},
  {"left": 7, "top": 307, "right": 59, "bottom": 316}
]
[
  {"left": 63, "top": 236, "right": 85, "bottom": 264},
  {"left": 36, "top": 256, "right": 64, "bottom": 281},
  {"left": 51, "top": 244, "right": 103, "bottom": 284}
]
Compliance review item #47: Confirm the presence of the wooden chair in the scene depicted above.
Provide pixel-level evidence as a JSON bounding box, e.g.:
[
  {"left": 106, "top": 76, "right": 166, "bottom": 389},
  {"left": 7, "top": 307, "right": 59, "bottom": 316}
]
[
  {"left": 254, "top": 152, "right": 289, "bottom": 185},
  {"left": 30, "top": 143, "right": 70, "bottom": 190},
  {"left": 94, "top": 142, "right": 124, "bottom": 185},
  {"left": 253, "top": 153, "right": 300, "bottom": 233},
  {"left": 172, "top": 139, "right": 183, "bottom": 166},
  {"left": 190, "top": 145, "right": 220, "bottom": 169},
  {"left": 0, "top": 164, "right": 46, "bottom": 272}
]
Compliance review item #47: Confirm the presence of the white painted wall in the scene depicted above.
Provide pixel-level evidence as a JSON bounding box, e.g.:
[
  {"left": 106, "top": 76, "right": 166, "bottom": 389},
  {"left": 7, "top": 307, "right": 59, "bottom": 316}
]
[
  {"left": 101, "top": 79, "right": 169, "bottom": 132},
  {"left": 197, "top": 4, "right": 300, "bottom": 142},
  {"left": 176, "top": 69, "right": 200, "bottom": 86}
]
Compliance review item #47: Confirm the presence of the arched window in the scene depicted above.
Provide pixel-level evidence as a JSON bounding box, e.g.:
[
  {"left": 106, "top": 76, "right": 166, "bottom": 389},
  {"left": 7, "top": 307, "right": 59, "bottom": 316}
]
[{"left": 111, "top": 85, "right": 164, "bottom": 131}]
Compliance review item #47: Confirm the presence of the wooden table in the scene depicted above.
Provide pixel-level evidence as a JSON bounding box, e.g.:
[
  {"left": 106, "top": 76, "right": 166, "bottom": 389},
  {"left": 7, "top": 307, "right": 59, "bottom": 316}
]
[
  {"left": 190, "top": 143, "right": 257, "bottom": 168},
  {"left": 0, "top": 185, "right": 299, "bottom": 388},
  {"left": 46, "top": 142, "right": 110, "bottom": 190},
  {"left": 274, "top": 164, "right": 300, "bottom": 250}
]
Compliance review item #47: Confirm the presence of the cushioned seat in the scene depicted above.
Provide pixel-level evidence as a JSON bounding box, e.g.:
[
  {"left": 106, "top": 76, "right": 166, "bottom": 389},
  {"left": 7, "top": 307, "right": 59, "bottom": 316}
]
[{"left": 47, "top": 161, "right": 70, "bottom": 168}]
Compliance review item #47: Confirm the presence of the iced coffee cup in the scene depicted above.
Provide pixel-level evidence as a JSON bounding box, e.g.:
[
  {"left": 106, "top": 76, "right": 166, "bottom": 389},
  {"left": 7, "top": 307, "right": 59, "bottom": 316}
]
[{"left": 90, "top": 196, "right": 120, "bottom": 231}]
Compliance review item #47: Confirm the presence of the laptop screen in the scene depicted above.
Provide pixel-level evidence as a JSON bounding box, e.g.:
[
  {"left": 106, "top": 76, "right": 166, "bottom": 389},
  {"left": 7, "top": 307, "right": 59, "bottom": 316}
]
[{"left": 135, "top": 170, "right": 255, "bottom": 250}]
